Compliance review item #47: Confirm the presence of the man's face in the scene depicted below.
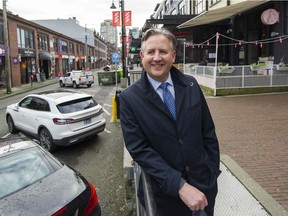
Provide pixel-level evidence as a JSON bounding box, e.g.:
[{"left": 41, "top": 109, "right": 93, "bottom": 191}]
[{"left": 140, "top": 34, "right": 176, "bottom": 82}]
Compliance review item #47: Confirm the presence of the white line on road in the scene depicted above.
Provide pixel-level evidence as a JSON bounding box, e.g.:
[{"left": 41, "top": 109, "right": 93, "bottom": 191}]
[
  {"left": 104, "top": 128, "right": 111, "bottom": 133},
  {"left": 103, "top": 107, "right": 110, "bottom": 115},
  {"left": 2, "top": 133, "right": 11, "bottom": 138},
  {"left": 104, "top": 103, "right": 112, "bottom": 107}
]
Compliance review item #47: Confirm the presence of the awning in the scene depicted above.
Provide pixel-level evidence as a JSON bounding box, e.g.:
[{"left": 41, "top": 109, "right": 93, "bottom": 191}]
[
  {"left": 39, "top": 51, "right": 52, "bottom": 60},
  {"left": 178, "top": 0, "right": 270, "bottom": 29}
]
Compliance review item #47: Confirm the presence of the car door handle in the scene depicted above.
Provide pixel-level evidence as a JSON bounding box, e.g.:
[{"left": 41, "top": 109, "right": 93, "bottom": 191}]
[{"left": 35, "top": 117, "right": 39, "bottom": 121}]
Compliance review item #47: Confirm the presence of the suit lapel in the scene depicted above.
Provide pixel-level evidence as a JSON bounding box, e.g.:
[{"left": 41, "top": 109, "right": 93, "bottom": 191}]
[{"left": 170, "top": 67, "right": 189, "bottom": 118}]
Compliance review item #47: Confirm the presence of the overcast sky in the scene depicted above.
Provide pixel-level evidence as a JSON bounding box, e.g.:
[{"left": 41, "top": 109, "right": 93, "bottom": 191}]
[{"left": 3, "top": 0, "right": 159, "bottom": 31}]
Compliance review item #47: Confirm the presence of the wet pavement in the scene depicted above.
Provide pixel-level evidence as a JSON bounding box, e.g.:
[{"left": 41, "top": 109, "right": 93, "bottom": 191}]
[{"left": 207, "top": 93, "right": 288, "bottom": 215}]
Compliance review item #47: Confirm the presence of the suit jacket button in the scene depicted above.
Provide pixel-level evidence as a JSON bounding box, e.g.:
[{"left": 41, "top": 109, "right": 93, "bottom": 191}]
[{"left": 179, "top": 139, "right": 184, "bottom": 144}]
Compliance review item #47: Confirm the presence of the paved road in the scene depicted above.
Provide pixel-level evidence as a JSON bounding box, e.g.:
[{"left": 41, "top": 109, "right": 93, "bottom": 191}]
[{"left": 206, "top": 93, "right": 288, "bottom": 212}]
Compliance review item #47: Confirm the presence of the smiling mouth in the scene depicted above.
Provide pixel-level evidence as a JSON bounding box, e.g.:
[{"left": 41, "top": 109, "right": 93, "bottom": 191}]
[{"left": 152, "top": 64, "right": 164, "bottom": 68}]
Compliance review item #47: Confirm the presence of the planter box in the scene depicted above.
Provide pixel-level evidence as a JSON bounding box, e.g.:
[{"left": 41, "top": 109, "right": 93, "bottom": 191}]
[
  {"left": 218, "top": 67, "right": 235, "bottom": 74},
  {"left": 250, "top": 66, "right": 267, "bottom": 71},
  {"left": 276, "top": 65, "right": 288, "bottom": 71}
]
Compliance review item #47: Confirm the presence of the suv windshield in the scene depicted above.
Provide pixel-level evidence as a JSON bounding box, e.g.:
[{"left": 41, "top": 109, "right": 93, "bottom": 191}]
[{"left": 57, "top": 97, "right": 98, "bottom": 114}]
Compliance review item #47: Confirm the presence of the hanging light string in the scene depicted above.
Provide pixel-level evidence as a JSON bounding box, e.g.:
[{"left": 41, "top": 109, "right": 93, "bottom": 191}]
[{"left": 190, "top": 32, "right": 288, "bottom": 47}]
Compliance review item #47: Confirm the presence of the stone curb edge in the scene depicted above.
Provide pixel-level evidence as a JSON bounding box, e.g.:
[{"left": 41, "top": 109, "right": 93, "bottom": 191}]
[{"left": 221, "top": 154, "right": 288, "bottom": 216}]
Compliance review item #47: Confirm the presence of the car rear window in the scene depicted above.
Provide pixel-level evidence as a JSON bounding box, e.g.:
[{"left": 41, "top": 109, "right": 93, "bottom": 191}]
[
  {"left": 0, "top": 147, "right": 62, "bottom": 199},
  {"left": 57, "top": 97, "right": 98, "bottom": 114}
]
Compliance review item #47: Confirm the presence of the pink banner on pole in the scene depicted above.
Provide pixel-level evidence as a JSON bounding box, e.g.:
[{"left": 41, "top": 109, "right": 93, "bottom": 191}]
[
  {"left": 124, "top": 11, "right": 132, "bottom": 26},
  {"left": 112, "top": 11, "right": 120, "bottom": 27}
]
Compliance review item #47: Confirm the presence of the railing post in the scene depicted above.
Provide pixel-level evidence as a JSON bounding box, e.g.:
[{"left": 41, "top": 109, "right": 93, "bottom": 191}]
[
  {"left": 242, "top": 66, "right": 245, "bottom": 88},
  {"left": 134, "top": 163, "right": 141, "bottom": 216},
  {"left": 141, "top": 171, "right": 159, "bottom": 216},
  {"left": 134, "top": 162, "right": 158, "bottom": 216},
  {"left": 270, "top": 66, "right": 273, "bottom": 86},
  {"left": 213, "top": 66, "right": 217, "bottom": 96}
]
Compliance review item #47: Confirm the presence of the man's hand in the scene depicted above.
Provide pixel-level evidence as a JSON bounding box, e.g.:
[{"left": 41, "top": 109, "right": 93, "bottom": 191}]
[{"left": 179, "top": 182, "right": 208, "bottom": 211}]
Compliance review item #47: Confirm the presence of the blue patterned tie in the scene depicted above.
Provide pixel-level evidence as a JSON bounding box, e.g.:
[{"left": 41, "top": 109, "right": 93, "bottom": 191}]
[{"left": 159, "top": 82, "right": 176, "bottom": 120}]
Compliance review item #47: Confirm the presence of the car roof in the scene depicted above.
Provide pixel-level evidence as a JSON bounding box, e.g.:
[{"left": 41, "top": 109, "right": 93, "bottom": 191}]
[
  {"left": 26, "top": 90, "right": 93, "bottom": 103},
  {"left": 71, "top": 70, "right": 92, "bottom": 74},
  {"left": 0, "top": 137, "right": 35, "bottom": 156}
]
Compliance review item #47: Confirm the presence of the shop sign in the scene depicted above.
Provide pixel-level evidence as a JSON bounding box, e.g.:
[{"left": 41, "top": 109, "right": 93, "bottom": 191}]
[{"left": 19, "top": 49, "right": 36, "bottom": 57}]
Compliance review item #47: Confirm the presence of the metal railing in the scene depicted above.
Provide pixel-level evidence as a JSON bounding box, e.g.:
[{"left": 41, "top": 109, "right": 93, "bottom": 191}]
[
  {"left": 134, "top": 162, "right": 159, "bottom": 216},
  {"left": 185, "top": 64, "right": 288, "bottom": 89},
  {"left": 129, "top": 65, "right": 288, "bottom": 95}
]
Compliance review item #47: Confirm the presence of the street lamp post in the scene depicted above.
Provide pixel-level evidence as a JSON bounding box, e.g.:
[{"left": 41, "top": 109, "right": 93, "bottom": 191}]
[
  {"left": 84, "top": 24, "right": 88, "bottom": 70},
  {"left": 3, "top": 0, "right": 12, "bottom": 94},
  {"left": 111, "top": 0, "right": 127, "bottom": 78}
]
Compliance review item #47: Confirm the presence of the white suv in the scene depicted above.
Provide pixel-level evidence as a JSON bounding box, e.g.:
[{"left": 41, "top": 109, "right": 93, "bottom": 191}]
[{"left": 6, "top": 90, "right": 106, "bottom": 152}]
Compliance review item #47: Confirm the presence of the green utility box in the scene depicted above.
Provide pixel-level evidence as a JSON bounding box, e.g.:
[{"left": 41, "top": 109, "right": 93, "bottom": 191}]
[{"left": 98, "top": 71, "right": 121, "bottom": 85}]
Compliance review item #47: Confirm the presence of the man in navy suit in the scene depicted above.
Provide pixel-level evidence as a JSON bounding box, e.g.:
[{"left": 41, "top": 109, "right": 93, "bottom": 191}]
[{"left": 120, "top": 28, "right": 221, "bottom": 216}]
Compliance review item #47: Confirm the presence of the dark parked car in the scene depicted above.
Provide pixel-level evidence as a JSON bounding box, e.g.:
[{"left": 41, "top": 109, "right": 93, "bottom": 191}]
[{"left": 0, "top": 137, "right": 101, "bottom": 216}]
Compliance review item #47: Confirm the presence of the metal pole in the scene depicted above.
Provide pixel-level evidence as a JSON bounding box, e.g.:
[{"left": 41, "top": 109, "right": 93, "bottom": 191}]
[
  {"left": 3, "top": 0, "right": 12, "bottom": 94},
  {"left": 115, "top": 63, "right": 118, "bottom": 90},
  {"left": 85, "top": 24, "right": 88, "bottom": 70},
  {"left": 120, "top": 0, "right": 127, "bottom": 78},
  {"left": 183, "top": 42, "right": 186, "bottom": 74},
  {"left": 214, "top": 33, "right": 219, "bottom": 96}
]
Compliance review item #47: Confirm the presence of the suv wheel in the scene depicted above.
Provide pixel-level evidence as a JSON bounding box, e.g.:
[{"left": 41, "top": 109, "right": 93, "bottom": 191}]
[
  {"left": 39, "top": 128, "right": 56, "bottom": 152},
  {"left": 7, "top": 115, "right": 18, "bottom": 134},
  {"left": 73, "top": 81, "right": 77, "bottom": 89}
]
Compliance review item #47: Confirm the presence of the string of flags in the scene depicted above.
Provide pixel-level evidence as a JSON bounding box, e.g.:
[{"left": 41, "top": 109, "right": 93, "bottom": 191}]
[{"left": 185, "top": 32, "right": 288, "bottom": 48}]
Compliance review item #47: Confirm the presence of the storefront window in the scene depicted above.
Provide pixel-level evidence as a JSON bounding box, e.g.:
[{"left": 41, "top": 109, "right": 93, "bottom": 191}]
[
  {"left": 211, "top": 0, "right": 220, "bottom": 6},
  {"left": 69, "top": 42, "right": 74, "bottom": 54},
  {"left": 194, "top": 0, "right": 206, "bottom": 14},
  {"left": 37, "top": 32, "right": 49, "bottom": 51},
  {"left": 79, "top": 45, "right": 85, "bottom": 55},
  {"left": 17, "top": 27, "right": 34, "bottom": 49},
  {"left": 61, "top": 40, "right": 68, "bottom": 53},
  {"left": 0, "top": 22, "right": 4, "bottom": 44},
  {"left": 178, "top": 1, "right": 185, "bottom": 15},
  {"left": 285, "top": 2, "right": 288, "bottom": 34},
  {"left": 53, "top": 37, "right": 58, "bottom": 52}
]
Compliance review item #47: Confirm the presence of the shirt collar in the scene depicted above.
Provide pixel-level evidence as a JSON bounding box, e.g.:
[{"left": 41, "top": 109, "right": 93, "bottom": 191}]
[{"left": 147, "top": 73, "right": 174, "bottom": 91}]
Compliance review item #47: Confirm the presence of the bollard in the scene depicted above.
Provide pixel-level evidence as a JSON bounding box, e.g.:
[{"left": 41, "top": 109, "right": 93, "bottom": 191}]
[
  {"left": 115, "top": 90, "right": 122, "bottom": 119},
  {"left": 112, "top": 95, "right": 117, "bottom": 122}
]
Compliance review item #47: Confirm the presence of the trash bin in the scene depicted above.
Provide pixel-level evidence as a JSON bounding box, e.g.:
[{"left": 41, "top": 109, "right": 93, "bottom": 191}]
[
  {"left": 115, "top": 90, "right": 121, "bottom": 119},
  {"left": 98, "top": 71, "right": 120, "bottom": 85}
]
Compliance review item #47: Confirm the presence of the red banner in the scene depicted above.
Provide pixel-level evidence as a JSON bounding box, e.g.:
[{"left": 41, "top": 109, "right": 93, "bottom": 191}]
[
  {"left": 112, "top": 11, "right": 120, "bottom": 27},
  {"left": 120, "top": 36, "right": 130, "bottom": 44},
  {"left": 124, "top": 11, "right": 132, "bottom": 26}
]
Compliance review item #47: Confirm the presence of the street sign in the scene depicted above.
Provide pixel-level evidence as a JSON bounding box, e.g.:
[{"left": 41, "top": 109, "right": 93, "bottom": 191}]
[{"left": 112, "top": 52, "right": 120, "bottom": 63}]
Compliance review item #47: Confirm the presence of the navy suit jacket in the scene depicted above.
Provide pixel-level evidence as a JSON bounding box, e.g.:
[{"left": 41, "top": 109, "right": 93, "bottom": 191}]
[{"left": 120, "top": 66, "right": 220, "bottom": 215}]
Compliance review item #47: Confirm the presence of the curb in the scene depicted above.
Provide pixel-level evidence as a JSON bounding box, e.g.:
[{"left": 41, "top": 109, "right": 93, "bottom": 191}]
[
  {"left": 221, "top": 155, "right": 288, "bottom": 216},
  {"left": 0, "top": 78, "right": 59, "bottom": 100}
]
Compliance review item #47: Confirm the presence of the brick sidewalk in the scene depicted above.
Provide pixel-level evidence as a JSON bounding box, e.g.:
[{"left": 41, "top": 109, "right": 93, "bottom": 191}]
[{"left": 206, "top": 93, "right": 288, "bottom": 212}]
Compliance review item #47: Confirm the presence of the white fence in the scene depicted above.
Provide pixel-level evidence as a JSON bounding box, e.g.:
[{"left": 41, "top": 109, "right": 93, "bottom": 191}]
[{"left": 129, "top": 64, "right": 288, "bottom": 96}]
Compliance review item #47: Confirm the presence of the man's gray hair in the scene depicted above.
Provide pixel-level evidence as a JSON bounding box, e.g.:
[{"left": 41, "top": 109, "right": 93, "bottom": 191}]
[{"left": 141, "top": 28, "right": 177, "bottom": 52}]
